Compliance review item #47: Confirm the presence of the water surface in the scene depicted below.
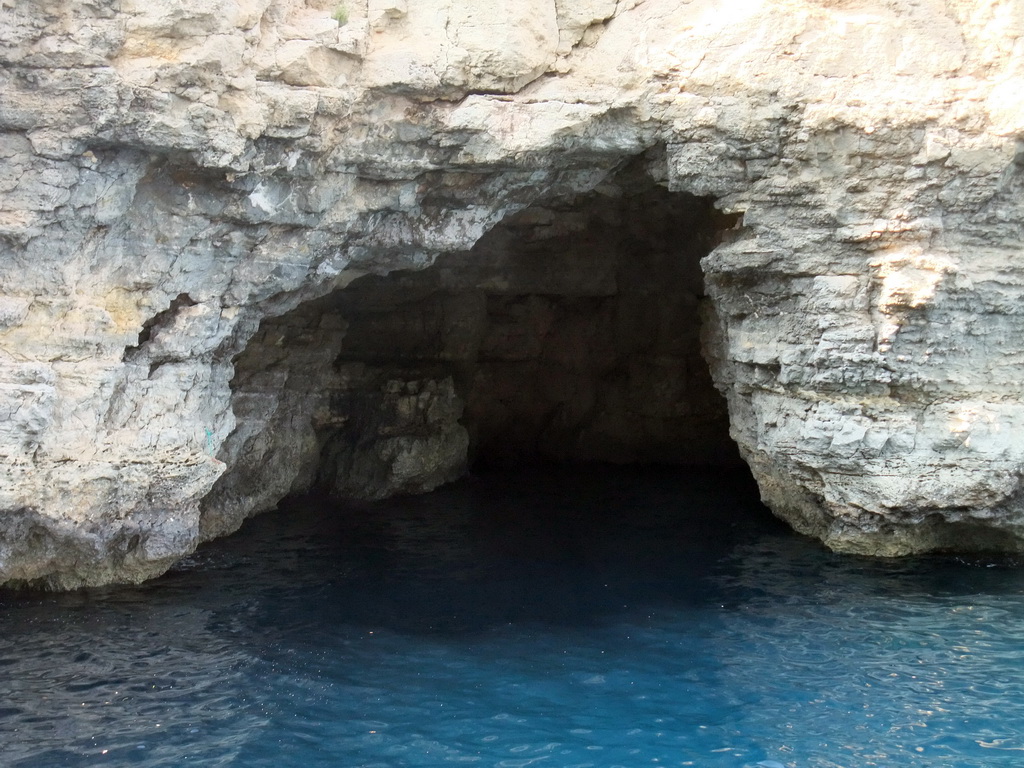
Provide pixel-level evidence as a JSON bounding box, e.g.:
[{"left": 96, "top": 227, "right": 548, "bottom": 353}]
[{"left": 3, "top": 467, "right": 1024, "bottom": 767}]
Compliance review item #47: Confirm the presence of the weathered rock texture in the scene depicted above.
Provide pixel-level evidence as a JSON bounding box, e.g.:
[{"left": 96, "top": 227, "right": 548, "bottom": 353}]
[{"left": 2, "top": 0, "right": 1024, "bottom": 587}]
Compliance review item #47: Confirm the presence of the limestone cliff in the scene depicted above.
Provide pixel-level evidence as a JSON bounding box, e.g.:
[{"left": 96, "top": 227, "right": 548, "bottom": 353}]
[{"left": 2, "top": 0, "right": 1023, "bottom": 587}]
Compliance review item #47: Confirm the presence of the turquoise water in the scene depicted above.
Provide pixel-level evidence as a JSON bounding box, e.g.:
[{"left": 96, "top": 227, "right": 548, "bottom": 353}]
[{"left": 3, "top": 467, "right": 1024, "bottom": 767}]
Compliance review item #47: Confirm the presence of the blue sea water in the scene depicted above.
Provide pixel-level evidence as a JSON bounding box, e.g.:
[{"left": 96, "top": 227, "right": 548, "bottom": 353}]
[{"left": 3, "top": 466, "right": 1024, "bottom": 768}]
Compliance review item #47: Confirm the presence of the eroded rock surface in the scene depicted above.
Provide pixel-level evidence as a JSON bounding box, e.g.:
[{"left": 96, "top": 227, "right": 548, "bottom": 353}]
[{"left": 2, "top": 0, "right": 1024, "bottom": 586}]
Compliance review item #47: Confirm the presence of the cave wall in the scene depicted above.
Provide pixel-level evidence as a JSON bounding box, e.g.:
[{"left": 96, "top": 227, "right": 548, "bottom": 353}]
[
  {"left": 325, "top": 168, "right": 739, "bottom": 473},
  {"left": 204, "top": 165, "right": 739, "bottom": 535},
  {"left": 2, "top": 0, "right": 1024, "bottom": 586}
]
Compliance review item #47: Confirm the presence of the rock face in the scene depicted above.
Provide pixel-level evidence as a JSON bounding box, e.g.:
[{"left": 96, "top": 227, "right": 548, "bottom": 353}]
[{"left": 1, "top": 0, "right": 1023, "bottom": 587}]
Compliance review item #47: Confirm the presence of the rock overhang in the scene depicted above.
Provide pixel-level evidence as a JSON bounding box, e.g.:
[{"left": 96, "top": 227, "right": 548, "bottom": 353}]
[{"left": 2, "top": 0, "right": 1024, "bottom": 587}]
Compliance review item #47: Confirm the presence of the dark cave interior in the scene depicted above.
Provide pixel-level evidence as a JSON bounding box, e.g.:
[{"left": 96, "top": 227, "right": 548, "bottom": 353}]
[{"left": 214, "top": 159, "right": 744, "bottom": 519}]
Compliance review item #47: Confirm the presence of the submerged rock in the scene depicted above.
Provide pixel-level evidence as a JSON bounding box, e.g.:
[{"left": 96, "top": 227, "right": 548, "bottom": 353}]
[{"left": 1, "top": 0, "right": 1023, "bottom": 587}]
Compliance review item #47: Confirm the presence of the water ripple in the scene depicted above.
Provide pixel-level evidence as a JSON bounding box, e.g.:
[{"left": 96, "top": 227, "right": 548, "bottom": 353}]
[{"left": 3, "top": 467, "right": 1024, "bottom": 767}]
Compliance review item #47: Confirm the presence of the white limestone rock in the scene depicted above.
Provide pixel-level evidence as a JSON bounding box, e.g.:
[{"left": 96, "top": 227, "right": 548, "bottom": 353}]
[{"left": 1, "top": 0, "right": 1024, "bottom": 587}]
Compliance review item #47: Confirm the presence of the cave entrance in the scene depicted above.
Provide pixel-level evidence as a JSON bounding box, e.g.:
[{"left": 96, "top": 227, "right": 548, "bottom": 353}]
[{"left": 204, "top": 157, "right": 743, "bottom": 538}]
